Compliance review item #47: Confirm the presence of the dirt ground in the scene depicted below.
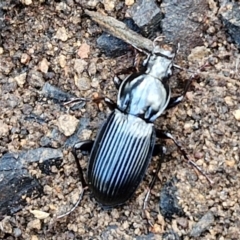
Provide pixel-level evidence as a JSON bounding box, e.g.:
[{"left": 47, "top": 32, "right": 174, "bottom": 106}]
[{"left": 0, "top": 0, "right": 240, "bottom": 239}]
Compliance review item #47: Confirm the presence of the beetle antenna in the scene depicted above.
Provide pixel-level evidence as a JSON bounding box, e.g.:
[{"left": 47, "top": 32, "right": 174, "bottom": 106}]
[
  {"left": 165, "top": 132, "right": 214, "bottom": 184},
  {"left": 64, "top": 97, "right": 90, "bottom": 106}
]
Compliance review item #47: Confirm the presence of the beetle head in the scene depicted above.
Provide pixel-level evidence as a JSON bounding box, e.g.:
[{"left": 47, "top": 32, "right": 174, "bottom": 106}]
[{"left": 144, "top": 38, "right": 177, "bottom": 80}]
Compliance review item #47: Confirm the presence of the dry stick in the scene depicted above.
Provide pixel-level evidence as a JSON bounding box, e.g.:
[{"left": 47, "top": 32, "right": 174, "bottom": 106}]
[{"left": 85, "top": 10, "right": 153, "bottom": 53}]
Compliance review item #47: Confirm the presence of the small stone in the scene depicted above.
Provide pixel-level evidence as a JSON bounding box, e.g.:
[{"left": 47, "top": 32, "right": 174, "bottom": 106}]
[
  {"left": 21, "top": 0, "right": 32, "bottom": 5},
  {"left": 0, "top": 47, "right": 4, "bottom": 54},
  {"left": 30, "top": 210, "right": 50, "bottom": 219},
  {"left": 233, "top": 109, "right": 240, "bottom": 120},
  {"left": 224, "top": 96, "right": 234, "bottom": 106},
  {"left": 127, "top": 0, "right": 162, "bottom": 37},
  {"left": 14, "top": 72, "right": 27, "bottom": 87},
  {"left": 21, "top": 53, "right": 31, "bottom": 64},
  {"left": 225, "top": 159, "right": 235, "bottom": 167},
  {"left": 0, "top": 217, "right": 12, "bottom": 234},
  {"left": 74, "top": 73, "right": 91, "bottom": 91},
  {"left": 125, "top": 0, "right": 134, "bottom": 6},
  {"left": 103, "top": 0, "right": 116, "bottom": 11},
  {"left": 39, "top": 58, "right": 49, "bottom": 73},
  {"left": 0, "top": 121, "right": 9, "bottom": 136},
  {"left": 13, "top": 228, "right": 22, "bottom": 237},
  {"left": 151, "top": 223, "right": 163, "bottom": 234},
  {"left": 190, "top": 211, "right": 214, "bottom": 237},
  {"left": 188, "top": 46, "right": 210, "bottom": 62},
  {"left": 77, "top": 43, "right": 90, "bottom": 59},
  {"left": 27, "top": 219, "right": 41, "bottom": 230},
  {"left": 31, "top": 235, "right": 39, "bottom": 240},
  {"left": 73, "top": 59, "right": 88, "bottom": 75},
  {"left": 177, "top": 217, "right": 188, "bottom": 228},
  {"left": 59, "top": 55, "right": 66, "bottom": 68},
  {"left": 57, "top": 114, "right": 79, "bottom": 136},
  {"left": 55, "top": 27, "right": 68, "bottom": 41},
  {"left": 27, "top": 70, "right": 45, "bottom": 88}
]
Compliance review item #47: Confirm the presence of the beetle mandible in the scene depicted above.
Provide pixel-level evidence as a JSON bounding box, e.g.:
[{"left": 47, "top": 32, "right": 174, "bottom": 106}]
[{"left": 58, "top": 39, "right": 208, "bottom": 217}]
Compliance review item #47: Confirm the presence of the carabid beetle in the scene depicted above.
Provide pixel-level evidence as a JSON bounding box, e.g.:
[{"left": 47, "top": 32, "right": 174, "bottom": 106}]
[{"left": 58, "top": 39, "right": 210, "bottom": 217}]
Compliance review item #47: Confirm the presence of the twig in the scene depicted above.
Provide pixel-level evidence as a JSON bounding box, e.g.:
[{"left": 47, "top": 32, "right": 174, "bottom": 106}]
[{"left": 85, "top": 10, "right": 153, "bottom": 53}]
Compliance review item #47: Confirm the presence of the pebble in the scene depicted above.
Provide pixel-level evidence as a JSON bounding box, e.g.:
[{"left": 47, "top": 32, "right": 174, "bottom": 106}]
[
  {"left": 73, "top": 59, "right": 88, "bottom": 75},
  {"left": 190, "top": 211, "right": 214, "bottom": 237},
  {"left": 27, "top": 70, "right": 45, "bottom": 88},
  {"left": 13, "top": 228, "right": 22, "bottom": 237},
  {"left": 21, "top": 53, "right": 31, "bottom": 64},
  {"left": 233, "top": 109, "right": 240, "bottom": 121},
  {"left": 30, "top": 210, "right": 50, "bottom": 219},
  {"left": 0, "top": 121, "right": 9, "bottom": 136},
  {"left": 55, "top": 27, "right": 69, "bottom": 41},
  {"left": 14, "top": 72, "right": 27, "bottom": 87},
  {"left": 21, "top": 0, "right": 32, "bottom": 5},
  {"left": 31, "top": 235, "right": 39, "bottom": 240},
  {"left": 103, "top": 0, "right": 116, "bottom": 11},
  {"left": 27, "top": 219, "right": 41, "bottom": 231},
  {"left": 77, "top": 43, "right": 90, "bottom": 59},
  {"left": 58, "top": 55, "right": 66, "bottom": 68},
  {"left": 39, "top": 58, "right": 49, "bottom": 73},
  {"left": 125, "top": 0, "right": 134, "bottom": 6},
  {"left": 74, "top": 73, "right": 91, "bottom": 91},
  {"left": 188, "top": 46, "right": 210, "bottom": 62},
  {"left": 57, "top": 114, "right": 79, "bottom": 136},
  {"left": 0, "top": 217, "right": 12, "bottom": 234}
]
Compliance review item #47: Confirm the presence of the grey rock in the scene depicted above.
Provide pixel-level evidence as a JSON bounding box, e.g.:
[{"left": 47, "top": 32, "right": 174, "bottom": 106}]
[
  {"left": 161, "top": 0, "right": 208, "bottom": 55},
  {"left": 159, "top": 177, "right": 184, "bottom": 219},
  {"left": 0, "top": 148, "right": 63, "bottom": 218},
  {"left": 190, "top": 211, "right": 215, "bottom": 237},
  {"left": 220, "top": 2, "right": 240, "bottom": 48},
  {"left": 127, "top": 0, "right": 162, "bottom": 37}
]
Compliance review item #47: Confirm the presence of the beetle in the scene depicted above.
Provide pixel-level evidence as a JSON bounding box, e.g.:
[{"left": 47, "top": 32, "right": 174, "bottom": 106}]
[{"left": 58, "top": 39, "right": 210, "bottom": 217}]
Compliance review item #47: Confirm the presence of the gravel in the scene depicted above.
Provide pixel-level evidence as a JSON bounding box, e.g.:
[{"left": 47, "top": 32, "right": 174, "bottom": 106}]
[{"left": 0, "top": 0, "right": 240, "bottom": 239}]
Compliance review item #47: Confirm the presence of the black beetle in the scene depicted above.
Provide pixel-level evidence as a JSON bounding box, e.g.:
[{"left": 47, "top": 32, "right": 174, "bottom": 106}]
[{"left": 58, "top": 39, "right": 209, "bottom": 217}]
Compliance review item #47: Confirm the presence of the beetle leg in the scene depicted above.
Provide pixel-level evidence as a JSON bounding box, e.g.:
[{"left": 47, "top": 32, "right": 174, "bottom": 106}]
[
  {"left": 168, "top": 62, "right": 210, "bottom": 109},
  {"left": 143, "top": 146, "right": 166, "bottom": 209},
  {"left": 166, "top": 76, "right": 193, "bottom": 109},
  {"left": 57, "top": 141, "right": 93, "bottom": 219},
  {"left": 57, "top": 187, "right": 87, "bottom": 219},
  {"left": 113, "top": 76, "right": 122, "bottom": 90},
  {"left": 73, "top": 140, "right": 94, "bottom": 188},
  {"left": 155, "top": 130, "right": 213, "bottom": 184},
  {"left": 143, "top": 146, "right": 166, "bottom": 227}
]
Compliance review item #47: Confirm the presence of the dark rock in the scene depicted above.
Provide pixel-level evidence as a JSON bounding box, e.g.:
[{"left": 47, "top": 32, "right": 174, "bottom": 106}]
[
  {"left": 97, "top": 18, "right": 140, "bottom": 57},
  {"left": 190, "top": 211, "right": 214, "bottom": 237},
  {"left": 42, "top": 83, "right": 75, "bottom": 103},
  {"left": 161, "top": 0, "right": 208, "bottom": 55},
  {"left": 101, "top": 225, "right": 118, "bottom": 239},
  {"left": 220, "top": 2, "right": 240, "bottom": 48},
  {"left": 24, "top": 114, "right": 47, "bottom": 124},
  {"left": 162, "top": 231, "right": 180, "bottom": 240},
  {"left": 0, "top": 154, "right": 42, "bottom": 218},
  {"left": 0, "top": 148, "right": 63, "bottom": 218},
  {"left": 159, "top": 178, "right": 184, "bottom": 220},
  {"left": 38, "top": 158, "right": 62, "bottom": 175},
  {"left": 136, "top": 233, "right": 155, "bottom": 240},
  {"left": 19, "top": 147, "right": 63, "bottom": 164},
  {"left": 127, "top": 0, "right": 163, "bottom": 37},
  {"left": 27, "top": 70, "right": 45, "bottom": 89}
]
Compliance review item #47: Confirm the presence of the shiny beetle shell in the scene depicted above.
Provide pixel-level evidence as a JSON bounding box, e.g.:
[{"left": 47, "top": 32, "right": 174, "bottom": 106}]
[{"left": 88, "top": 109, "right": 155, "bottom": 206}]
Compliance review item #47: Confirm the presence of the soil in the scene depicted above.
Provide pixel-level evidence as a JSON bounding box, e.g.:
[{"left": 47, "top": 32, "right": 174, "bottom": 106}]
[{"left": 0, "top": 0, "right": 240, "bottom": 239}]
